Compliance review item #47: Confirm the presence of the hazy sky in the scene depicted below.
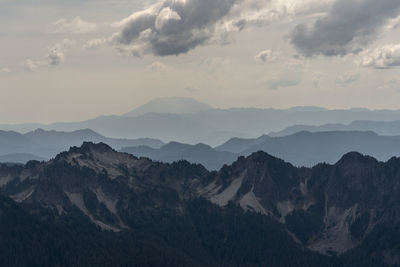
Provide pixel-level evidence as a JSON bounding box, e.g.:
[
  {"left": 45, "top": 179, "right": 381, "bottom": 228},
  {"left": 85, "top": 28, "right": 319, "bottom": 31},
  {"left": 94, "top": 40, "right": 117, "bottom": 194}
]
[{"left": 1, "top": 0, "right": 400, "bottom": 123}]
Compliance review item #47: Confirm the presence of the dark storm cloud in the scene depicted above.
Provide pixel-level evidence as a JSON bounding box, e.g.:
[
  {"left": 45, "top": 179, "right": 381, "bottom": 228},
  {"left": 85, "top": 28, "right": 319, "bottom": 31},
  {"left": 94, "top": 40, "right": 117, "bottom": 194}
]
[
  {"left": 113, "top": 0, "right": 238, "bottom": 56},
  {"left": 290, "top": 0, "right": 400, "bottom": 57}
]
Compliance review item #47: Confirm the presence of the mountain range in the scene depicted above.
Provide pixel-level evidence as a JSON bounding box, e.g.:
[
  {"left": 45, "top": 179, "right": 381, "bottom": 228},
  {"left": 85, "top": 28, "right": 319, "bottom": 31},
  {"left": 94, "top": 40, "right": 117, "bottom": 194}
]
[
  {"left": 0, "top": 153, "right": 46, "bottom": 164},
  {"left": 121, "top": 142, "right": 237, "bottom": 170},
  {"left": 4, "top": 97, "right": 400, "bottom": 145},
  {"left": 0, "top": 128, "right": 164, "bottom": 163},
  {"left": 123, "top": 96, "right": 213, "bottom": 117},
  {"left": 270, "top": 120, "right": 400, "bottom": 137},
  {"left": 0, "top": 142, "right": 399, "bottom": 266},
  {"left": 122, "top": 131, "right": 400, "bottom": 169},
  {"left": 5, "top": 128, "right": 400, "bottom": 169}
]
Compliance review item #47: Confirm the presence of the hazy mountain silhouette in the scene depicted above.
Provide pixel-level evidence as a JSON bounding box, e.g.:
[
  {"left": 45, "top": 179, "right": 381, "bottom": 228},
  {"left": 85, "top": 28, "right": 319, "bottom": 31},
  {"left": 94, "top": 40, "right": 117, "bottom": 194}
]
[
  {"left": 121, "top": 141, "right": 237, "bottom": 170},
  {"left": 4, "top": 98, "right": 400, "bottom": 145},
  {"left": 217, "top": 131, "right": 400, "bottom": 167},
  {"left": 120, "top": 131, "right": 400, "bottom": 170},
  {"left": 0, "top": 128, "right": 164, "bottom": 160},
  {"left": 0, "top": 153, "right": 45, "bottom": 164},
  {"left": 123, "top": 96, "right": 213, "bottom": 117},
  {"left": 270, "top": 120, "right": 400, "bottom": 137},
  {"left": 214, "top": 135, "right": 270, "bottom": 153}
]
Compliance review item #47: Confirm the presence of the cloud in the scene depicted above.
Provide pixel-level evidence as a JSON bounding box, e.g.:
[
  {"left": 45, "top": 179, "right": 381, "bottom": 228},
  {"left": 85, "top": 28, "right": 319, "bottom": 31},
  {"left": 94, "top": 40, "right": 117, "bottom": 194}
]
[
  {"left": 335, "top": 72, "right": 360, "bottom": 86},
  {"left": 313, "top": 73, "right": 322, "bottom": 88},
  {"left": 385, "top": 15, "right": 400, "bottom": 31},
  {"left": 147, "top": 61, "right": 169, "bottom": 71},
  {"left": 0, "top": 67, "right": 10, "bottom": 73},
  {"left": 228, "top": 0, "right": 333, "bottom": 29},
  {"left": 254, "top": 49, "right": 279, "bottom": 63},
  {"left": 267, "top": 75, "right": 302, "bottom": 90},
  {"left": 184, "top": 86, "right": 198, "bottom": 92},
  {"left": 198, "top": 57, "right": 230, "bottom": 75},
  {"left": 266, "top": 56, "right": 304, "bottom": 89},
  {"left": 24, "top": 59, "right": 40, "bottom": 71},
  {"left": 46, "top": 39, "right": 76, "bottom": 66},
  {"left": 83, "top": 38, "right": 108, "bottom": 50},
  {"left": 25, "top": 39, "right": 76, "bottom": 70},
  {"left": 359, "top": 44, "right": 400, "bottom": 69},
  {"left": 92, "top": 0, "right": 334, "bottom": 57},
  {"left": 290, "top": 0, "right": 400, "bottom": 57},
  {"left": 377, "top": 79, "right": 400, "bottom": 91},
  {"left": 53, "top": 17, "right": 97, "bottom": 34},
  {"left": 110, "top": 0, "right": 239, "bottom": 57}
]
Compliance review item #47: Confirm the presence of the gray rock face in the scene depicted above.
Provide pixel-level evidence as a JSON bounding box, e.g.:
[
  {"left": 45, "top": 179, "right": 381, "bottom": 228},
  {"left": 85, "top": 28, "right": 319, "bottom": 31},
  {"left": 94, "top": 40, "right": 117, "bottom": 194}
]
[{"left": 1, "top": 142, "right": 400, "bottom": 261}]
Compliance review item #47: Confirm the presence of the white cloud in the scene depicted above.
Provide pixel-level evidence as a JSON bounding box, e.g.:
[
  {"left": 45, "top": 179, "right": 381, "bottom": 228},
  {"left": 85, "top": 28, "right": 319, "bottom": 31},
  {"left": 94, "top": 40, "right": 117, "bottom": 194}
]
[
  {"left": 0, "top": 67, "right": 10, "bottom": 73},
  {"left": 385, "top": 15, "right": 400, "bottom": 31},
  {"left": 313, "top": 73, "right": 322, "bottom": 88},
  {"left": 53, "top": 17, "right": 97, "bottom": 34},
  {"left": 198, "top": 57, "right": 231, "bottom": 75},
  {"left": 335, "top": 72, "right": 360, "bottom": 86},
  {"left": 83, "top": 38, "right": 108, "bottom": 50},
  {"left": 377, "top": 79, "right": 400, "bottom": 91},
  {"left": 359, "top": 44, "right": 400, "bottom": 69},
  {"left": 25, "top": 39, "right": 76, "bottom": 70},
  {"left": 254, "top": 49, "right": 279, "bottom": 63},
  {"left": 155, "top": 7, "right": 181, "bottom": 30},
  {"left": 266, "top": 56, "right": 304, "bottom": 89},
  {"left": 228, "top": 0, "right": 334, "bottom": 29},
  {"left": 46, "top": 39, "right": 76, "bottom": 66},
  {"left": 147, "top": 61, "right": 169, "bottom": 71},
  {"left": 24, "top": 59, "right": 41, "bottom": 71},
  {"left": 185, "top": 86, "right": 198, "bottom": 92}
]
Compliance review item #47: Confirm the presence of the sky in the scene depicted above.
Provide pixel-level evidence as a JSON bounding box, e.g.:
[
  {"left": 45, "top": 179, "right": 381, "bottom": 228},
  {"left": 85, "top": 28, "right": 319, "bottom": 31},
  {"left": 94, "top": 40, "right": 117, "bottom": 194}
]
[{"left": 1, "top": 0, "right": 400, "bottom": 123}]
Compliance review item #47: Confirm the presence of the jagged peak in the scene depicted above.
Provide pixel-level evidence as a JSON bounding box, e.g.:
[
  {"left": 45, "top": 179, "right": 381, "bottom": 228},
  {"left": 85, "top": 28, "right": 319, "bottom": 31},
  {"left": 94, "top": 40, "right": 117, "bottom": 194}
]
[
  {"left": 54, "top": 142, "right": 116, "bottom": 160},
  {"left": 78, "top": 142, "right": 115, "bottom": 153}
]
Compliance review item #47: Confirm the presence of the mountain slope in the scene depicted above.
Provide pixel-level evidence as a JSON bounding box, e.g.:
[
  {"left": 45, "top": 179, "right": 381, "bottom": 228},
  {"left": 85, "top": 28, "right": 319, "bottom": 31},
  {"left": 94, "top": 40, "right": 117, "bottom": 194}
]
[
  {"left": 123, "top": 97, "right": 213, "bottom": 117},
  {"left": 0, "top": 142, "right": 400, "bottom": 265}
]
